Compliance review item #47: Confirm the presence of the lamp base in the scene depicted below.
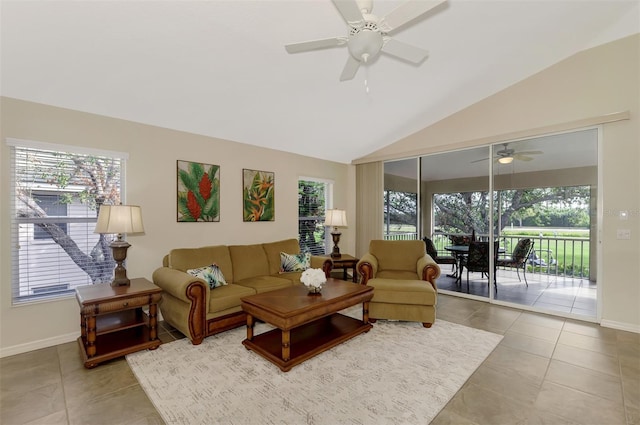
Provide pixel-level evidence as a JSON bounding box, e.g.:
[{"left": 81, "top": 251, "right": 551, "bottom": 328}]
[
  {"left": 110, "top": 240, "right": 131, "bottom": 287},
  {"left": 330, "top": 231, "right": 342, "bottom": 258}
]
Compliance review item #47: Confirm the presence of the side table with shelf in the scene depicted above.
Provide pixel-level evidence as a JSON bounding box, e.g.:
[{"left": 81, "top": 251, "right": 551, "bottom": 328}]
[
  {"left": 76, "top": 277, "right": 162, "bottom": 368},
  {"left": 325, "top": 254, "right": 359, "bottom": 282}
]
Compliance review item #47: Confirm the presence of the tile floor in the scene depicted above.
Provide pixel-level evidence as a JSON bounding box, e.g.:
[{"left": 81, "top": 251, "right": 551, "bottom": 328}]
[
  {"left": 1, "top": 294, "right": 638, "bottom": 425},
  {"left": 437, "top": 267, "right": 598, "bottom": 318}
]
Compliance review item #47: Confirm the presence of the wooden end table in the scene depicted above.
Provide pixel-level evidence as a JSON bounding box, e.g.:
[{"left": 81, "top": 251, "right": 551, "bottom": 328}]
[
  {"left": 241, "top": 278, "right": 373, "bottom": 372},
  {"left": 324, "top": 254, "right": 359, "bottom": 282},
  {"left": 75, "top": 277, "right": 162, "bottom": 368}
]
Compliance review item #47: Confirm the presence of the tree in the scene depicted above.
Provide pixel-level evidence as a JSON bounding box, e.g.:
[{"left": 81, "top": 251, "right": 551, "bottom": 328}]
[
  {"left": 298, "top": 181, "right": 326, "bottom": 253},
  {"left": 384, "top": 190, "right": 417, "bottom": 228},
  {"left": 434, "top": 186, "right": 590, "bottom": 234},
  {"left": 16, "top": 149, "right": 121, "bottom": 284}
]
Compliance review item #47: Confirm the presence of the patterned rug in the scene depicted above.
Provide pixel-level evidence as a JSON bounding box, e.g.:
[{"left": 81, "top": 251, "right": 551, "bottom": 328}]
[{"left": 127, "top": 308, "right": 502, "bottom": 424}]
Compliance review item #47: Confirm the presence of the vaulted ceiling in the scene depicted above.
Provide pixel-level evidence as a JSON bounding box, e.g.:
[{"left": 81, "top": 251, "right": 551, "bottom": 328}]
[{"left": 1, "top": 0, "right": 638, "bottom": 164}]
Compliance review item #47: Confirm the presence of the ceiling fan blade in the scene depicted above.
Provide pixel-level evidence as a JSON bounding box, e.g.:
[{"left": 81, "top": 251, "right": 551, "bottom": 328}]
[
  {"left": 332, "top": 0, "right": 364, "bottom": 27},
  {"left": 470, "top": 157, "right": 490, "bottom": 164},
  {"left": 516, "top": 150, "right": 543, "bottom": 156},
  {"left": 514, "top": 154, "right": 534, "bottom": 161},
  {"left": 285, "top": 37, "right": 347, "bottom": 54},
  {"left": 381, "top": 38, "right": 429, "bottom": 63},
  {"left": 340, "top": 56, "right": 361, "bottom": 81},
  {"left": 379, "top": 0, "right": 446, "bottom": 33}
]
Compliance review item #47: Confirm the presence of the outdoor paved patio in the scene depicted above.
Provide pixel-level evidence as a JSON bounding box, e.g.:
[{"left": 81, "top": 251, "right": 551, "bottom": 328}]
[{"left": 437, "top": 267, "right": 597, "bottom": 319}]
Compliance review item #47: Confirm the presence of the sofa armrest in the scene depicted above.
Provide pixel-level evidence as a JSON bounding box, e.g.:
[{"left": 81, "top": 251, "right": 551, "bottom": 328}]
[
  {"left": 311, "top": 256, "right": 333, "bottom": 278},
  {"left": 357, "top": 253, "right": 379, "bottom": 285},
  {"left": 152, "top": 267, "right": 210, "bottom": 303},
  {"left": 417, "top": 254, "right": 440, "bottom": 291}
]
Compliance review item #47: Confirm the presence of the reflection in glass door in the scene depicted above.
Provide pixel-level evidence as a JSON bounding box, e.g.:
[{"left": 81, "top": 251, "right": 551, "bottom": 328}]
[{"left": 491, "top": 129, "right": 598, "bottom": 319}]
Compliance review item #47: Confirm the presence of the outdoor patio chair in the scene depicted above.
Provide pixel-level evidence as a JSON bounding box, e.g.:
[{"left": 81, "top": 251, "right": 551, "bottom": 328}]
[
  {"left": 460, "top": 241, "right": 499, "bottom": 293},
  {"left": 528, "top": 249, "right": 557, "bottom": 271},
  {"left": 423, "top": 237, "right": 457, "bottom": 273},
  {"left": 496, "top": 238, "right": 534, "bottom": 286}
]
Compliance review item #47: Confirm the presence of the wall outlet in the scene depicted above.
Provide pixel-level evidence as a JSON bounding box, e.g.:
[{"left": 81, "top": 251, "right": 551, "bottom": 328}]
[{"left": 616, "top": 229, "right": 631, "bottom": 240}]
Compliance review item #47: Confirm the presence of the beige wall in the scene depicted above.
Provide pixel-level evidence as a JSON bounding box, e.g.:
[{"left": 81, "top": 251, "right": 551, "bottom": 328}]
[
  {"left": 0, "top": 97, "right": 354, "bottom": 356},
  {"left": 356, "top": 34, "right": 640, "bottom": 332}
]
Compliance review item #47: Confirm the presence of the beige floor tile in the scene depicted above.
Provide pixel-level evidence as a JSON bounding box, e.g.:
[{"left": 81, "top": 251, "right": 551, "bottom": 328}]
[
  {"left": 63, "top": 358, "right": 139, "bottom": 409},
  {"left": 552, "top": 343, "right": 620, "bottom": 377},
  {"left": 627, "top": 405, "right": 640, "bottom": 425},
  {"left": 483, "top": 345, "right": 550, "bottom": 385},
  {"left": 558, "top": 330, "right": 618, "bottom": 357},
  {"left": 23, "top": 410, "right": 68, "bottom": 425},
  {"left": 515, "top": 311, "right": 566, "bottom": 330},
  {"left": 0, "top": 382, "right": 66, "bottom": 425},
  {"left": 507, "top": 321, "right": 562, "bottom": 343},
  {"left": 520, "top": 409, "right": 583, "bottom": 424},
  {"left": 501, "top": 331, "right": 556, "bottom": 358},
  {"left": 562, "top": 320, "right": 618, "bottom": 341},
  {"left": 534, "top": 381, "right": 627, "bottom": 425},
  {"left": 467, "top": 363, "right": 541, "bottom": 405},
  {"left": 67, "top": 384, "right": 157, "bottom": 425},
  {"left": 430, "top": 407, "right": 481, "bottom": 425},
  {"left": 545, "top": 359, "right": 624, "bottom": 403},
  {"left": 445, "top": 382, "right": 532, "bottom": 424}
]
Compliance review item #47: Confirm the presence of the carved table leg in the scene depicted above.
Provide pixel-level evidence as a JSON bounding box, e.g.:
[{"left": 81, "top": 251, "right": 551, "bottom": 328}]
[
  {"left": 148, "top": 303, "right": 158, "bottom": 342},
  {"left": 281, "top": 329, "right": 291, "bottom": 362},
  {"left": 86, "top": 315, "right": 97, "bottom": 358},
  {"left": 246, "top": 314, "right": 254, "bottom": 341}
]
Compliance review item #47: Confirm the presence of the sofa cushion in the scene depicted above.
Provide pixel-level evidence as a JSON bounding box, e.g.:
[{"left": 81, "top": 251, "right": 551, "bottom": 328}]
[
  {"left": 367, "top": 278, "right": 437, "bottom": 306},
  {"left": 280, "top": 252, "right": 311, "bottom": 272},
  {"left": 208, "top": 284, "right": 257, "bottom": 314},
  {"left": 186, "top": 264, "right": 227, "bottom": 289},
  {"left": 168, "top": 245, "right": 234, "bottom": 283},
  {"left": 263, "top": 239, "right": 301, "bottom": 275},
  {"left": 369, "top": 240, "right": 426, "bottom": 272},
  {"left": 229, "top": 244, "right": 269, "bottom": 282},
  {"left": 376, "top": 270, "right": 420, "bottom": 280},
  {"left": 234, "top": 275, "right": 293, "bottom": 294}
]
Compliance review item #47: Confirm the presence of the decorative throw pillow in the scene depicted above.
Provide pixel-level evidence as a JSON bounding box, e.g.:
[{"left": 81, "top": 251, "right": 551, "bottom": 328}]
[
  {"left": 186, "top": 264, "right": 227, "bottom": 289},
  {"left": 280, "top": 252, "right": 311, "bottom": 273}
]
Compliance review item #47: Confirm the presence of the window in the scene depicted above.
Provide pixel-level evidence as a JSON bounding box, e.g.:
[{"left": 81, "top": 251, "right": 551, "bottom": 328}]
[
  {"left": 33, "top": 192, "right": 68, "bottom": 239},
  {"left": 8, "top": 139, "right": 127, "bottom": 303},
  {"left": 298, "top": 178, "right": 332, "bottom": 255},
  {"left": 383, "top": 190, "right": 418, "bottom": 240}
]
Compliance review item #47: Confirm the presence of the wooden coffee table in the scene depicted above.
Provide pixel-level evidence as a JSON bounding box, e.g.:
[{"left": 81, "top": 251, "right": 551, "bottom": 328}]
[{"left": 241, "top": 278, "right": 373, "bottom": 372}]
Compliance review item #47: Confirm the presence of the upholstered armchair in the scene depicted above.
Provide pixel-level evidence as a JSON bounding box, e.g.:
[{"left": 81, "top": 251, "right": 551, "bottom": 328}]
[{"left": 357, "top": 240, "right": 440, "bottom": 328}]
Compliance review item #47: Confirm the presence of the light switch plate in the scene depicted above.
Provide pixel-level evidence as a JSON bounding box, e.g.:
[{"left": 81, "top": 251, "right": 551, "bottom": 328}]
[{"left": 616, "top": 229, "right": 631, "bottom": 240}]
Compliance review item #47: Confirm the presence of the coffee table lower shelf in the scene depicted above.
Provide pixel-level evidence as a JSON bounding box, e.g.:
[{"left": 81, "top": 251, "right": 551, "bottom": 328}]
[{"left": 242, "top": 313, "right": 371, "bottom": 372}]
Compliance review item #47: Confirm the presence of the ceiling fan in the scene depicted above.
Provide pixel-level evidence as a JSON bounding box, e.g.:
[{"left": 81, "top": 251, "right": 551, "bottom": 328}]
[
  {"left": 284, "top": 0, "right": 446, "bottom": 81},
  {"left": 472, "top": 143, "right": 544, "bottom": 164}
]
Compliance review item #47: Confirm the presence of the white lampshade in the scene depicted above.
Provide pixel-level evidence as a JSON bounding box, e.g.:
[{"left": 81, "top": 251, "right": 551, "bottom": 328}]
[
  {"left": 498, "top": 156, "right": 514, "bottom": 164},
  {"left": 325, "top": 209, "right": 347, "bottom": 228},
  {"left": 95, "top": 205, "right": 145, "bottom": 235}
]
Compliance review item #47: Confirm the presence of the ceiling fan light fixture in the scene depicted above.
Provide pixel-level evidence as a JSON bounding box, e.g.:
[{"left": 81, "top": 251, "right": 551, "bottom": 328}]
[
  {"left": 498, "top": 156, "right": 514, "bottom": 164},
  {"left": 347, "top": 26, "right": 383, "bottom": 61}
]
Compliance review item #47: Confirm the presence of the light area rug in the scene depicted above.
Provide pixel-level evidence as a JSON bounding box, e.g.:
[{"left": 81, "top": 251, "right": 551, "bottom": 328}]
[{"left": 127, "top": 308, "right": 502, "bottom": 425}]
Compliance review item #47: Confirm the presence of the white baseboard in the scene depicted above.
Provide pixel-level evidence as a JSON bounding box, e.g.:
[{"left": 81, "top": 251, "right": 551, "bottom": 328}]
[
  {"left": 600, "top": 319, "right": 640, "bottom": 334},
  {"left": 0, "top": 331, "right": 79, "bottom": 358}
]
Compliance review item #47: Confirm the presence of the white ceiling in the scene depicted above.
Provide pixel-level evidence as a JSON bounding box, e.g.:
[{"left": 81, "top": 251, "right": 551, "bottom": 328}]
[{"left": 1, "top": 0, "right": 638, "bottom": 164}]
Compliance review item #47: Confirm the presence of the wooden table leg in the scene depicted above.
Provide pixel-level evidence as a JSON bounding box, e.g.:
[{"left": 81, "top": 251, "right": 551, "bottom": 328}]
[
  {"left": 148, "top": 303, "right": 158, "bottom": 341},
  {"left": 86, "top": 315, "right": 97, "bottom": 358},
  {"left": 281, "top": 329, "right": 290, "bottom": 362},
  {"left": 246, "top": 314, "right": 254, "bottom": 341},
  {"left": 362, "top": 301, "right": 370, "bottom": 324}
]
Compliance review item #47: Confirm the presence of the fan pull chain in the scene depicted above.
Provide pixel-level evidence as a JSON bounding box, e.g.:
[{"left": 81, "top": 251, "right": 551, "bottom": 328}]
[{"left": 363, "top": 54, "right": 371, "bottom": 96}]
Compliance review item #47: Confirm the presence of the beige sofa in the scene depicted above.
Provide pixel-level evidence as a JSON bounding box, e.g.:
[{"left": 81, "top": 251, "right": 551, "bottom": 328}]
[
  {"left": 152, "top": 238, "right": 332, "bottom": 344},
  {"left": 357, "top": 240, "right": 440, "bottom": 327}
]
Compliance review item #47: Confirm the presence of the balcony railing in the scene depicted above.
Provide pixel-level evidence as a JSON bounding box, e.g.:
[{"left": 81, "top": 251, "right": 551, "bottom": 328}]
[{"left": 383, "top": 232, "right": 591, "bottom": 279}]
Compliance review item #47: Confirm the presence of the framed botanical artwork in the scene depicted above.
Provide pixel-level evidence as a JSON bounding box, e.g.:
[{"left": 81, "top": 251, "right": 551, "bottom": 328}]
[
  {"left": 177, "top": 160, "right": 220, "bottom": 222},
  {"left": 242, "top": 168, "right": 274, "bottom": 221}
]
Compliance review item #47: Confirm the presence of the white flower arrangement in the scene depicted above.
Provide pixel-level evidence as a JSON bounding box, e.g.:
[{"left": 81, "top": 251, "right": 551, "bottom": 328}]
[{"left": 300, "top": 268, "right": 326, "bottom": 292}]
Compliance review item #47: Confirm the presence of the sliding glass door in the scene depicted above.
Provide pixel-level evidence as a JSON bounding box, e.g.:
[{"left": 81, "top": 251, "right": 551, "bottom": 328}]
[{"left": 382, "top": 127, "right": 598, "bottom": 319}]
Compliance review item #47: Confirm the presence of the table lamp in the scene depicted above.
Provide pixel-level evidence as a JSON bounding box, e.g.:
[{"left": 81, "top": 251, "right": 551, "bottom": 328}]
[
  {"left": 325, "top": 209, "right": 347, "bottom": 258},
  {"left": 94, "top": 204, "right": 145, "bottom": 286}
]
